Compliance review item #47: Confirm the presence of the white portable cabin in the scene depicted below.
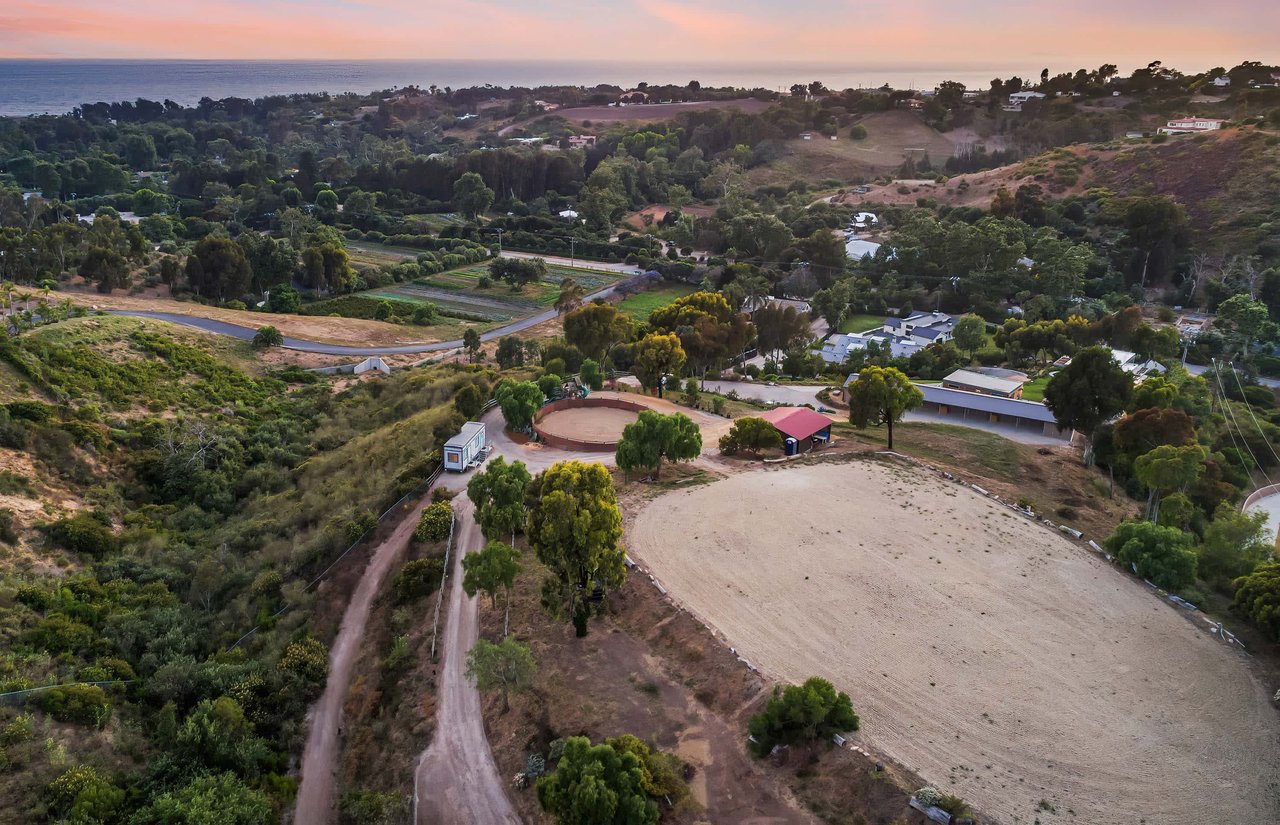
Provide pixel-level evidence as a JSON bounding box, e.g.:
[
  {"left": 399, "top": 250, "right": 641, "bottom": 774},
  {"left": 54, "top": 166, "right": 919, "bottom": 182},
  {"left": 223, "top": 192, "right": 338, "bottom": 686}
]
[{"left": 443, "top": 421, "right": 486, "bottom": 472}]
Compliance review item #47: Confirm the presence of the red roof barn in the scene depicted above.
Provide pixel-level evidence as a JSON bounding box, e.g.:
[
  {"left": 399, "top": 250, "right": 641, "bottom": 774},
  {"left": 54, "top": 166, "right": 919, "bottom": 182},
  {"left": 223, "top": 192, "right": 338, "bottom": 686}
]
[{"left": 757, "top": 407, "right": 833, "bottom": 454}]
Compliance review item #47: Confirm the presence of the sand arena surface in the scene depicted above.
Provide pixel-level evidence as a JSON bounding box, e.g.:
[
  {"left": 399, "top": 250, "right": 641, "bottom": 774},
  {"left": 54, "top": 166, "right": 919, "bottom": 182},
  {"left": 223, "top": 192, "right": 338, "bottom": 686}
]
[
  {"left": 535, "top": 406, "right": 641, "bottom": 444},
  {"left": 628, "top": 460, "right": 1280, "bottom": 825}
]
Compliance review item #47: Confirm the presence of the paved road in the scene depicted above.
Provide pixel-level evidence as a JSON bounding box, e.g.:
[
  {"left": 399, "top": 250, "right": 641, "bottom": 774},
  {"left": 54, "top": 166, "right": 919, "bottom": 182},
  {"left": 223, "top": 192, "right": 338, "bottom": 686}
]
[
  {"left": 294, "top": 495, "right": 433, "bottom": 824},
  {"left": 110, "top": 280, "right": 619, "bottom": 356}
]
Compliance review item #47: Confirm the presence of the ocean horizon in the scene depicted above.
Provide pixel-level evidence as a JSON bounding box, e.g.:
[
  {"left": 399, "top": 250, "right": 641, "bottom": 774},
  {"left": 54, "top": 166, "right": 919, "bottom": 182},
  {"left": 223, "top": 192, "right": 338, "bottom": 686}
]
[{"left": 0, "top": 58, "right": 1039, "bottom": 117}]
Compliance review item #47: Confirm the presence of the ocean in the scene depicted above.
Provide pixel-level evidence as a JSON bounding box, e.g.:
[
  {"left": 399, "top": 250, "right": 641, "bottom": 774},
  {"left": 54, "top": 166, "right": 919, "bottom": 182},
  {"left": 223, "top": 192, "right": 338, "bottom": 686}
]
[{"left": 0, "top": 59, "right": 1036, "bottom": 118}]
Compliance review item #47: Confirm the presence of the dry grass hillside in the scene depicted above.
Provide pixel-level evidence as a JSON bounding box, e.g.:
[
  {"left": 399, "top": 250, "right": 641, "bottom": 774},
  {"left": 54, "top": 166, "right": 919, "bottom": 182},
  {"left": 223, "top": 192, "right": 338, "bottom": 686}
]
[{"left": 837, "top": 127, "right": 1280, "bottom": 251}]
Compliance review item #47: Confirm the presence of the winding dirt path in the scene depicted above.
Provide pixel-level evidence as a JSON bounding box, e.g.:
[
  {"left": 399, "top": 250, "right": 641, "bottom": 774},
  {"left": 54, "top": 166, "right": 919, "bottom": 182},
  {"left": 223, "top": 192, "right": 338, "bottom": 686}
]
[
  {"left": 294, "top": 496, "right": 431, "bottom": 824},
  {"left": 414, "top": 496, "right": 521, "bottom": 824}
]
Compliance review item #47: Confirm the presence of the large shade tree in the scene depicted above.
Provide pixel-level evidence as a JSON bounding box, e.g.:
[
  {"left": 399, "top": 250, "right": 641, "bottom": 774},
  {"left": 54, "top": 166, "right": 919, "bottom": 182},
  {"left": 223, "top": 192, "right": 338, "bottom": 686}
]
[
  {"left": 526, "top": 461, "right": 626, "bottom": 636},
  {"left": 536, "top": 736, "right": 659, "bottom": 825},
  {"left": 614, "top": 410, "right": 702, "bottom": 480},
  {"left": 1043, "top": 346, "right": 1132, "bottom": 438},
  {"left": 846, "top": 366, "right": 923, "bottom": 450}
]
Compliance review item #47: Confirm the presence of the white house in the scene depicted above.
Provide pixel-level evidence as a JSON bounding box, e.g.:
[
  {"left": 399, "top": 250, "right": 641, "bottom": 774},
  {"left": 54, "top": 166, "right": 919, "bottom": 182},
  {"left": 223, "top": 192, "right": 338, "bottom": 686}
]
[
  {"left": 850, "top": 212, "right": 878, "bottom": 229},
  {"left": 883, "top": 311, "right": 955, "bottom": 346},
  {"left": 1004, "top": 91, "right": 1047, "bottom": 111},
  {"left": 819, "top": 332, "right": 923, "bottom": 364},
  {"left": 1212, "top": 75, "right": 1231, "bottom": 88},
  {"left": 557, "top": 209, "right": 580, "bottom": 221},
  {"left": 1159, "top": 117, "right": 1226, "bottom": 134},
  {"left": 844, "top": 238, "right": 881, "bottom": 260}
]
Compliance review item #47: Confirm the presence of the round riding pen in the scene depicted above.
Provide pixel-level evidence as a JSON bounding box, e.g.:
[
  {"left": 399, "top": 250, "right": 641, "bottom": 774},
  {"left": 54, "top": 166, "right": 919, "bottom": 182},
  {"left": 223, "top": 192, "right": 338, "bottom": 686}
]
[{"left": 532, "top": 396, "right": 650, "bottom": 451}]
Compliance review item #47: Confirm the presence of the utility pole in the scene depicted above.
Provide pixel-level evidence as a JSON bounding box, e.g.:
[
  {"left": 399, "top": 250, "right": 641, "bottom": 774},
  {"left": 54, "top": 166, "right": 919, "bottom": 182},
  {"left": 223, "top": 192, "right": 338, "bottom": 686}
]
[
  {"left": 494, "top": 228, "right": 504, "bottom": 256},
  {"left": 569, "top": 237, "right": 576, "bottom": 269}
]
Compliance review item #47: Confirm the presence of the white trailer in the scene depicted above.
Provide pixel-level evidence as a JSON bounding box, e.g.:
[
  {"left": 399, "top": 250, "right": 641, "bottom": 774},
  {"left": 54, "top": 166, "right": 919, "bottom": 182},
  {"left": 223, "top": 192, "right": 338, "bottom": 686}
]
[{"left": 443, "top": 421, "right": 486, "bottom": 472}]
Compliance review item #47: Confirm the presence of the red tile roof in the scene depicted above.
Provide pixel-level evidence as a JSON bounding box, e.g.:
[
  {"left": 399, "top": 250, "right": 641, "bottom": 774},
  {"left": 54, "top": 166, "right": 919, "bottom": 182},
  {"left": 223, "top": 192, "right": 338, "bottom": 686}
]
[{"left": 757, "top": 407, "right": 834, "bottom": 440}]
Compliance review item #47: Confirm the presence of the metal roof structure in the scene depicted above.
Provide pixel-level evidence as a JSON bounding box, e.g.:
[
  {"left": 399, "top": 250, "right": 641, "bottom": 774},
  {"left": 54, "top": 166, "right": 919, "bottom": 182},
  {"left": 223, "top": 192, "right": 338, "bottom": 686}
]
[
  {"left": 917, "top": 384, "right": 1058, "bottom": 424},
  {"left": 942, "top": 369, "right": 1024, "bottom": 396},
  {"left": 757, "top": 407, "right": 835, "bottom": 441},
  {"left": 444, "top": 421, "right": 486, "bottom": 449}
]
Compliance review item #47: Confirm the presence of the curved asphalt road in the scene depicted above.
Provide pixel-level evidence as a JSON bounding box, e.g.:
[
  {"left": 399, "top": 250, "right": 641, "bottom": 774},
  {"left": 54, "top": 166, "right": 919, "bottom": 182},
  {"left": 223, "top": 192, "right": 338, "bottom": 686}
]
[{"left": 110, "top": 283, "right": 620, "bottom": 356}]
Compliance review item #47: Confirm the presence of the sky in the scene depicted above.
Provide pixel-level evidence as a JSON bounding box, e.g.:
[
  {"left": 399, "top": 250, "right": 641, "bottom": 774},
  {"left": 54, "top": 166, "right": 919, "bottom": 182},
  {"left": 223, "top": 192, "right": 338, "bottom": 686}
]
[{"left": 3, "top": 0, "right": 1277, "bottom": 74}]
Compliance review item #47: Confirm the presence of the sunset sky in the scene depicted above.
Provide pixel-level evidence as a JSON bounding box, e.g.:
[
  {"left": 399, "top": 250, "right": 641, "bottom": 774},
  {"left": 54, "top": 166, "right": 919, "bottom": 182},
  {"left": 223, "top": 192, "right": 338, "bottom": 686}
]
[{"left": 3, "top": 0, "right": 1276, "bottom": 73}]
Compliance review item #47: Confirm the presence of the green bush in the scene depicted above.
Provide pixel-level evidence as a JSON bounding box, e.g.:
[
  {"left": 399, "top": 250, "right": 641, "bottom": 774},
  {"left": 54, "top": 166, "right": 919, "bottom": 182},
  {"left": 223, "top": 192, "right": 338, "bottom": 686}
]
[
  {"left": 393, "top": 558, "right": 445, "bottom": 603},
  {"left": 748, "top": 676, "right": 859, "bottom": 755},
  {"left": 34, "top": 684, "right": 111, "bottom": 726},
  {"left": 46, "top": 513, "right": 118, "bottom": 557},
  {"left": 415, "top": 501, "right": 453, "bottom": 543}
]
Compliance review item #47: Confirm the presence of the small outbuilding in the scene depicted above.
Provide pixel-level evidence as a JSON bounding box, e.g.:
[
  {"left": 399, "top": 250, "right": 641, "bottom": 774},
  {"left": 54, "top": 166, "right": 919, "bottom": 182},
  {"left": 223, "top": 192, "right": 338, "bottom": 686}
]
[
  {"left": 757, "top": 407, "right": 833, "bottom": 455},
  {"left": 941, "top": 369, "right": 1024, "bottom": 399},
  {"left": 443, "top": 421, "right": 487, "bottom": 472}
]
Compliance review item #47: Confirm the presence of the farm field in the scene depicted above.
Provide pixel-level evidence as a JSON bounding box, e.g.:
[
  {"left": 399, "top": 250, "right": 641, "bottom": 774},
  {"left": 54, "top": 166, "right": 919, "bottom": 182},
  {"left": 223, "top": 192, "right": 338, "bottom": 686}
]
[
  {"left": 359, "top": 262, "right": 625, "bottom": 322},
  {"left": 628, "top": 460, "right": 1280, "bottom": 825},
  {"left": 616, "top": 283, "right": 699, "bottom": 319}
]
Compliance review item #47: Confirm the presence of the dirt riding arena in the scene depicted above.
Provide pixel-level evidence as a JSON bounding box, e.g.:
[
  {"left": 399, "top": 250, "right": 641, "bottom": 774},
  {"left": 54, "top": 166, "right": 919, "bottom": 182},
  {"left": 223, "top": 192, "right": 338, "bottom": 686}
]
[
  {"left": 628, "top": 459, "right": 1280, "bottom": 825},
  {"left": 538, "top": 407, "right": 639, "bottom": 446}
]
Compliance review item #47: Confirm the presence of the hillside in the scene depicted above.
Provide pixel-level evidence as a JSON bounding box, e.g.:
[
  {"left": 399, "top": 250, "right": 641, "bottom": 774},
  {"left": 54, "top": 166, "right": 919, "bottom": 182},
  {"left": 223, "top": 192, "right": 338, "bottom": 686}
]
[
  {"left": 0, "top": 315, "right": 494, "bottom": 823},
  {"left": 837, "top": 126, "right": 1280, "bottom": 252}
]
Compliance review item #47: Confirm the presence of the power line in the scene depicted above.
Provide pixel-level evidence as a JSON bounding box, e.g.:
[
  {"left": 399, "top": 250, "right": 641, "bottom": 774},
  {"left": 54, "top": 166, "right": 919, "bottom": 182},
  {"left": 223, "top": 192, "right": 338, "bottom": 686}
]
[
  {"left": 1228, "top": 363, "right": 1280, "bottom": 468},
  {"left": 1211, "top": 361, "right": 1273, "bottom": 487}
]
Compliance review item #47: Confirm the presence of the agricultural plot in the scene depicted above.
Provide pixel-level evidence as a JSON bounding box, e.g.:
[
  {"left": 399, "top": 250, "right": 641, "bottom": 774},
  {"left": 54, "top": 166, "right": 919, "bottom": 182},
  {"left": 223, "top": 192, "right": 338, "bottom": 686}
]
[
  {"left": 616, "top": 283, "right": 699, "bottom": 320},
  {"left": 628, "top": 460, "right": 1280, "bottom": 825},
  {"left": 372, "top": 263, "right": 624, "bottom": 322}
]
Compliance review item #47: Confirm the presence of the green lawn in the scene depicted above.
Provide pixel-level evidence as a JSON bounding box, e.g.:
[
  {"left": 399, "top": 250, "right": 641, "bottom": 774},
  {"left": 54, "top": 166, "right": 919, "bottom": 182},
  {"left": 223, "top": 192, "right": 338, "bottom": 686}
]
[
  {"left": 1020, "top": 376, "right": 1051, "bottom": 402},
  {"left": 617, "top": 283, "right": 699, "bottom": 319},
  {"left": 839, "top": 313, "right": 885, "bottom": 334}
]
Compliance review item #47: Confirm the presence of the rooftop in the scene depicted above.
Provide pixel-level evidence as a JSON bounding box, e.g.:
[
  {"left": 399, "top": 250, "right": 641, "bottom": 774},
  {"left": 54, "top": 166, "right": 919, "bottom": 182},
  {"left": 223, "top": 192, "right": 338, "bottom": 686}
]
[
  {"left": 444, "top": 421, "right": 486, "bottom": 448},
  {"left": 757, "top": 407, "right": 834, "bottom": 441},
  {"left": 942, "top": 369, "right": 1024, "bottom": 395}
]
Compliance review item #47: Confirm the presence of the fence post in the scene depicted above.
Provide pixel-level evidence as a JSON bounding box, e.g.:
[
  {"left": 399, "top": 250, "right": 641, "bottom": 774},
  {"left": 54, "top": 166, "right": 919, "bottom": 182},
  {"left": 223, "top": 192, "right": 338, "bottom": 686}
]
[{"left": 429, "top": 513, "right": 456, "bottom": 662}]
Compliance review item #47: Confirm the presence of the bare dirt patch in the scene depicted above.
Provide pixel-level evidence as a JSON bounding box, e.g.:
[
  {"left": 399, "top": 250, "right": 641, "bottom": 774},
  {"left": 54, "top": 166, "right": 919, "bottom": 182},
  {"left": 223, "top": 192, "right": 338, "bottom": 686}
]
[
  {"left": 537, "top": 406, "right": 639, "bottom": 444},
  {"left": 628, "top": 459, "right": 1280, "bottom": 825}
]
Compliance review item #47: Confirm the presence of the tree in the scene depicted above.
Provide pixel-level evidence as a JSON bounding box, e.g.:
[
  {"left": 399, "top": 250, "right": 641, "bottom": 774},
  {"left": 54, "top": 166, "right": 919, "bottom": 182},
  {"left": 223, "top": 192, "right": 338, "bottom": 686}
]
[
  {"left": 186, "top": 235, "right": 252, "bottom": 301},
  {"left": 810, "top": 282, "right": 849, "bottom": 333},
  {"left": 490, "top": 256, "right": 547, "bottom": 290},
  {"left": 632, "top": 333, "right": 686, "bottom": 395},
  {"left": 466, "top": 636, "right": 535, "bottom": 712},
  {"left": 556, "top": 277, "right": 586, "bottom": 314},
  {"left": 496, "top": 336, "right": 525, "bottom": 369},
  {"left": 614, "top": 410, "right": 702, "bottom": 480},
  {"left": 495, "top": 381, "right": 543, "bottom": 432},
  {"left": 300, "top": 241, "right": 355, "bottom": 293},
  {"left": 463, "top": 540, "right": 522, "bottom": 636},
  {"left": 415, "top": 500, "right": 453, "bottom": 543},
  {"left": 754, "top": 304, "right": 811, "bottom": 363},
  {"left": 526, "top": 461, "right": 625, "bottom": 635},
  {"left": 453, "top": 171, "right": 495, "bottom": 220},
  {"left": 580, "top": 358, "right": 603, "bottom": 391},
  {"left": 79, "top": 245, "right": 129, "bottom": 293},
  {"left": 747, "top": 677, "right": 860, "bottom": 756},
  {"left": 1043, "top": 346, "right": 1132, "bottom": 438},
  {"left": 1122, "top": 196, "right": 1188, "bottom": 287},
  {"left": 1215, "top": 294, "right": 1274, "bottom": 361},
  {"left": 454, "top": 383, "right": 485, "bottom": 418},
  {"left": 719, "top": 417, "right": 784, "bottom": 456},
  {"left": 952, "top": 314, "right": 986, "bottom": 358},
  {"left": 846, "top": 366, "right": 924, "bottom": 451},
  {"left": 1103, "top": 520, "right": 1198, "bottom": 591},
  {"left": 563, "top": 303, "right": 632, "bottom": 362},
  {"left": 463, "top": 328, "right": 482, "bottom": 363},
  {"left": 1113, "top": 407, "right": 1197, "bottom": 456},
  {"left": 467, "top": 456, "right": 532, "bottom": 542},
  {"left": 648, "top": 291, "right": 751, "bottom": 376},
  {"left": 132, "top": 773, "right": 272, "bottom": 825},
  {"left": 1232, "top": 561, "right": 1280, "bottom": 641},
  {"left": 536, "top": 736, "right": 659, "bottom": 825},
  {"left": 251, "top": 326, "right": 283, "bottom": 350},
  {"left": 1133, "top": 444, "right": 1205, "bottom": 522},
  {"left": 1200, "top": 503, "right": 1273, "bottom": 583}
]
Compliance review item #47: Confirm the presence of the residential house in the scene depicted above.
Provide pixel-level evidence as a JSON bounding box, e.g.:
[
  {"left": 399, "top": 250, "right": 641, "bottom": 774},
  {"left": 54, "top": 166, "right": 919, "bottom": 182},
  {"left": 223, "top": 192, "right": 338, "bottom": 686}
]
[
  {"left": 1212, "top": 75, "right": 1232, "bottom": 88},
  {"left": 1004, "top": 91, "right": 1047, "bottom": 111},
  {"left": 883, "top": 311, "right": 955, "bottom": 346},
  {"left": 818, "top": 311, "right": 954, "bottom": 365},
  {"left": 567, "top": 135, "right": 597, "bottom": 149},
  {"left": 1159, "top": 117, "right": 1226, "bottom": 134},
  {"left": 844, "top": 238, "right": 881, "bottom": 260}
]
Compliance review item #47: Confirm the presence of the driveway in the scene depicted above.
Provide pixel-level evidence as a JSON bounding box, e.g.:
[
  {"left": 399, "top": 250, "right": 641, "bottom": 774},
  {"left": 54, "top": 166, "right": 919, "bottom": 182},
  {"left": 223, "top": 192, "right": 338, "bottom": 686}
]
[{"left": 110, "top": 280, "right": 619, "bottom": 356}]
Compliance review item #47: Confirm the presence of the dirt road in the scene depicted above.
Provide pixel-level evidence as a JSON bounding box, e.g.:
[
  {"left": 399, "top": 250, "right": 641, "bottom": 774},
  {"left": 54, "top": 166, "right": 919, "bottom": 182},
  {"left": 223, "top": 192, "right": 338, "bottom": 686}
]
[
  {"left": 414, "top": 496, "right": 521, "bottom": 825},
  {"left": 294, "top": 496, "right": 431, "bottom": 824}
]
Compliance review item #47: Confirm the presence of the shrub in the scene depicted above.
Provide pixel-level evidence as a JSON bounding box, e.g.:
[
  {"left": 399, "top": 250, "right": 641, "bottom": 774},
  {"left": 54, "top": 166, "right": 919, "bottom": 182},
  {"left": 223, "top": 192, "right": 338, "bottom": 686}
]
[
  {"left": 35, "top": 685, "right": 111, "bottom": 726},
  {"left": 748, "top": 676, "right": 859, "bottom": 755},
  {"left": 719, "top": 417, "right": 783, "bottom": 456},
  {"left": 415, "top": 501, "right": 453, "bottom": 543},
  {"left": 393, "top": 558, "right": 445, "bottom": 603},
  {"left": 45, "top": 511, "right": 117, "bottom": 557},
  {"left": 252, "top": 326, "right": 284, "bottom": 350},
  {"left": 279, "top": 637, "right": 329, "bottom": 685}
]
